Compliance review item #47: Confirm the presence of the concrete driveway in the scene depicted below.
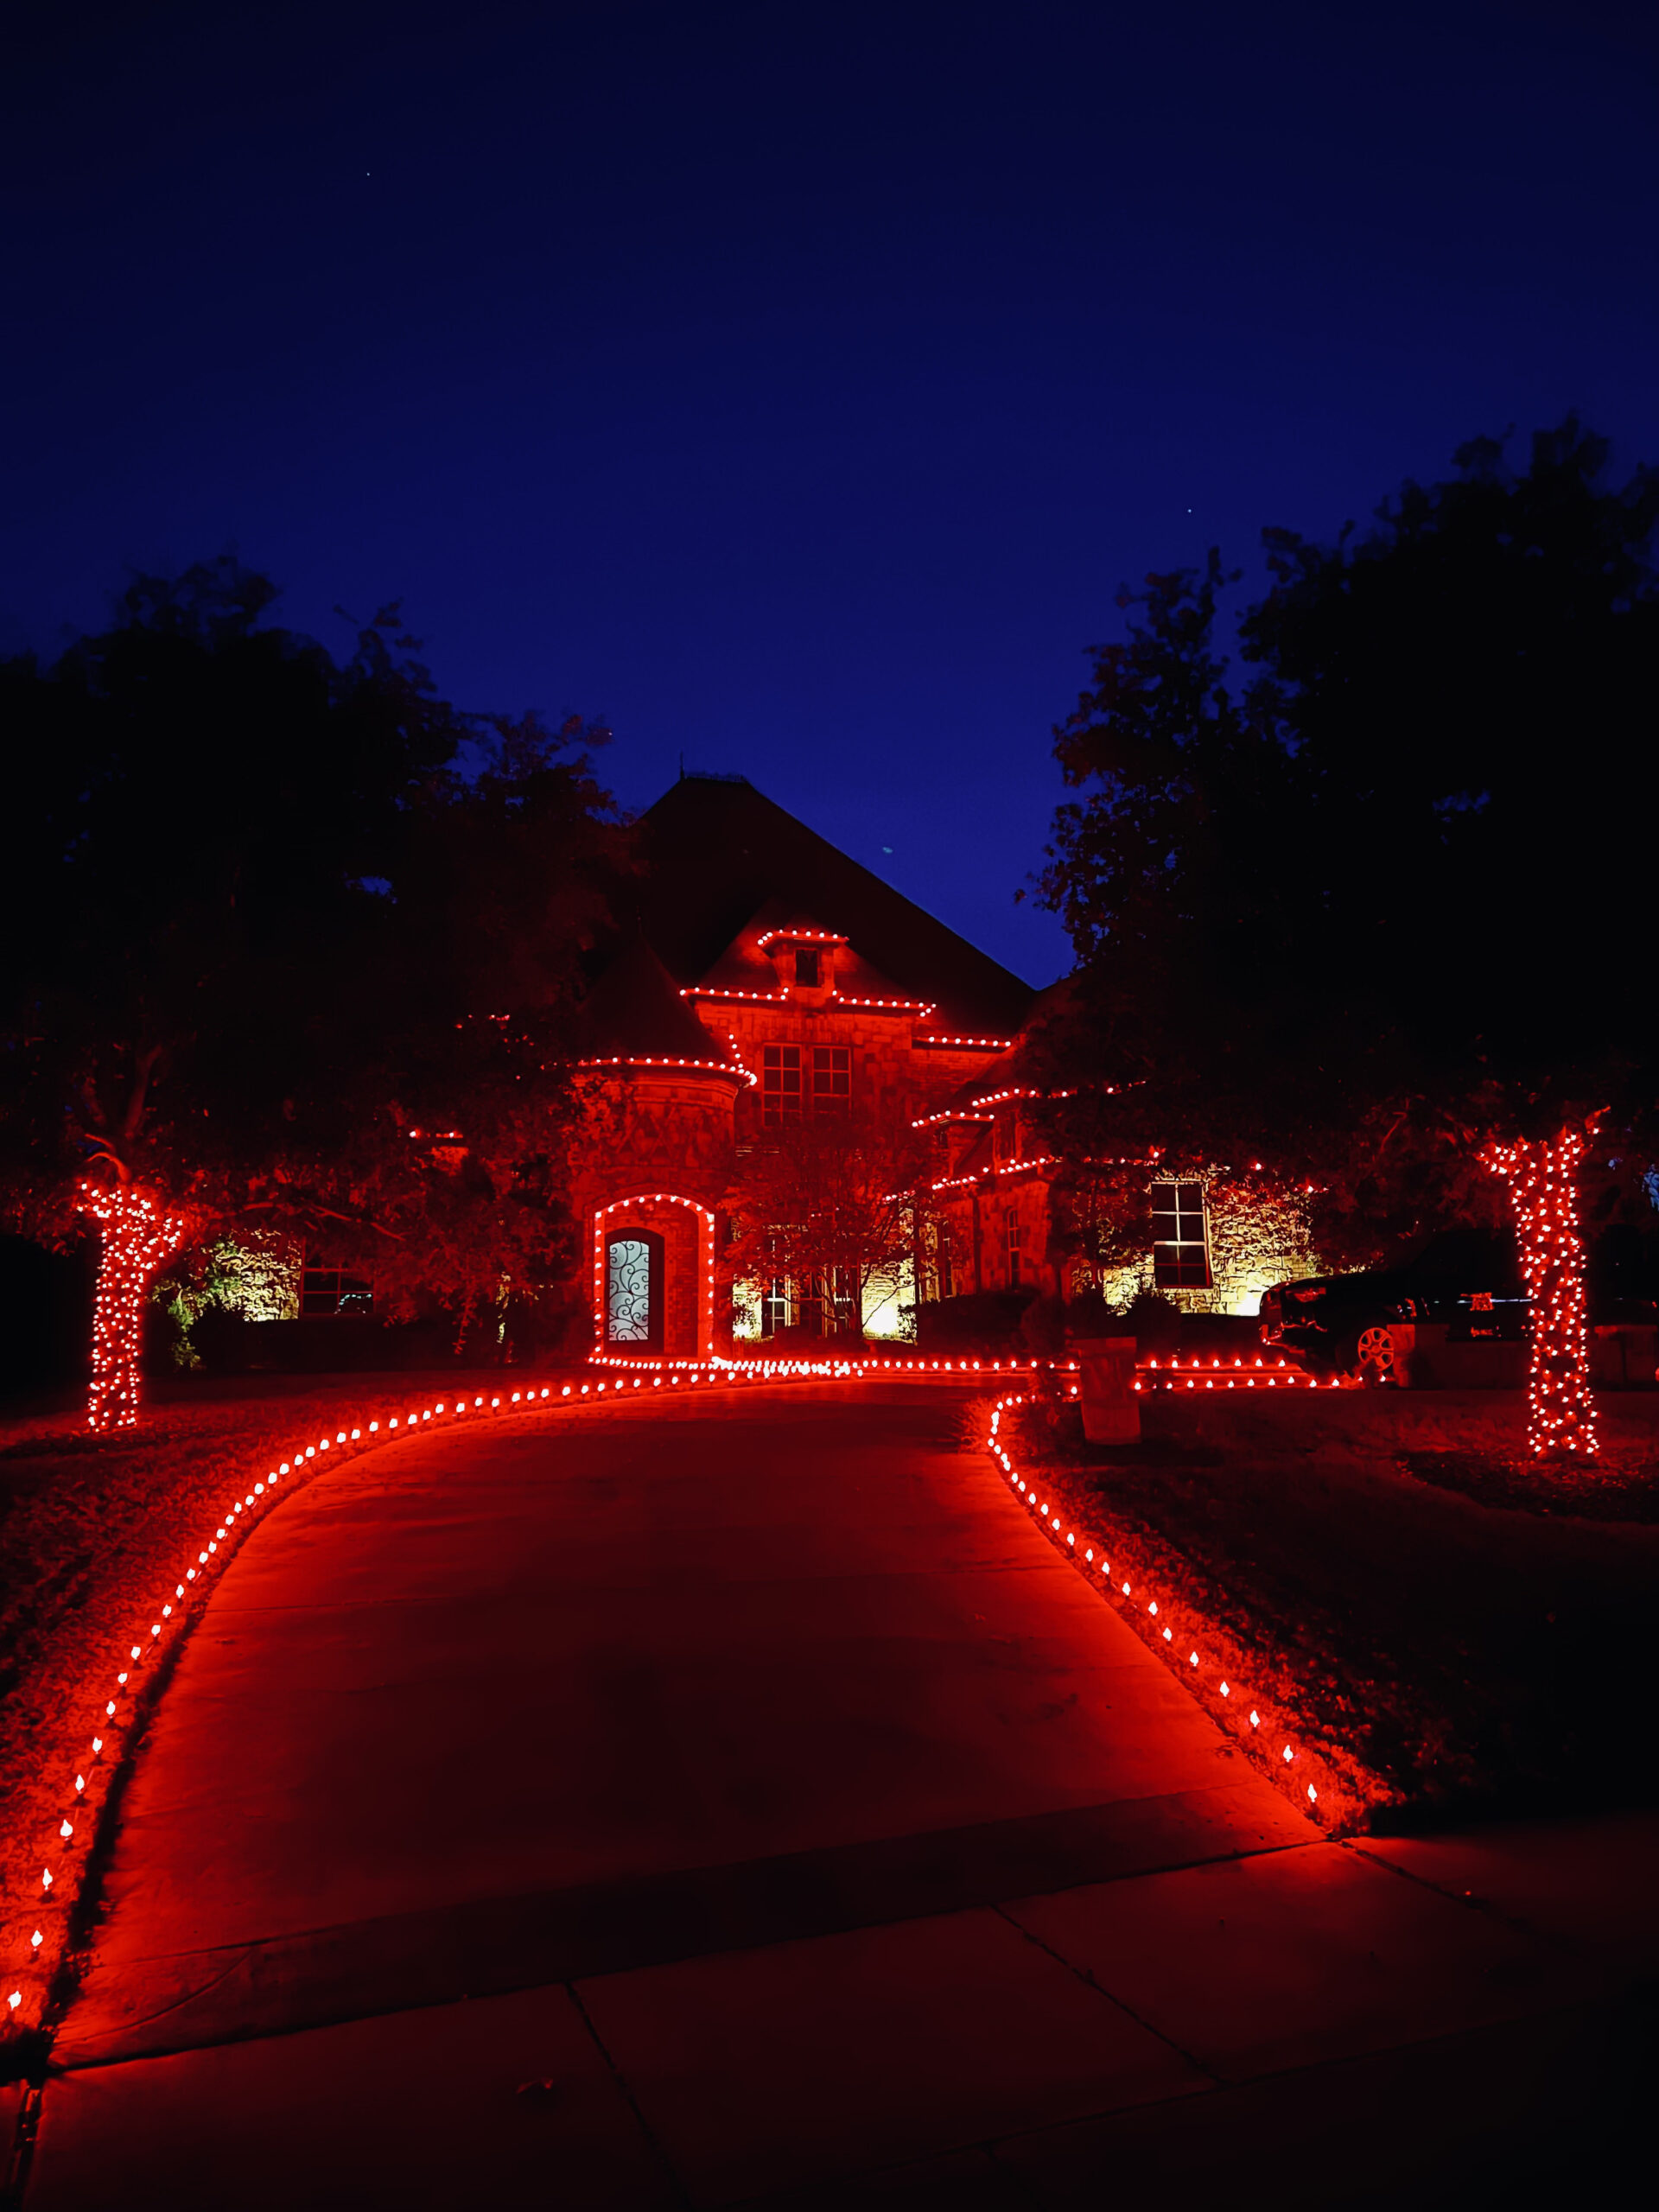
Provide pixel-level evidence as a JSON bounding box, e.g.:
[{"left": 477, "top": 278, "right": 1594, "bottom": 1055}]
[{"left": 18, "top": 1385, "right": 1653, "bottom": 2207}]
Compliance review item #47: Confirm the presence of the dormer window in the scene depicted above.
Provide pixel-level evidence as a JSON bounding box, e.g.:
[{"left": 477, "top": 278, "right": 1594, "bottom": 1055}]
[{"left": 795, "top": 947, "right": 821, "bottom": 987}]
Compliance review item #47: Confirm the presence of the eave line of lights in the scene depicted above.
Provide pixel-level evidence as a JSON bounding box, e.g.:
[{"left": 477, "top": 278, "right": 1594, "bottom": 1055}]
[
  {"left": 680, "top": 987, "right": 938, "bottom": 1017},
  {"left": 575, "top": 1054, "right": 756, "bottom": 1087}
]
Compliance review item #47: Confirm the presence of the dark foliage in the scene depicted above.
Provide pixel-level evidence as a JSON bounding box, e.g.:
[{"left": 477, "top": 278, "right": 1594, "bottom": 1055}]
[
  {"left": 1034, "top": 420, "right": 1659, "bottom": 1262},
  {"left": 0, "top": 557, "right": 626, "bottom": 1335}
]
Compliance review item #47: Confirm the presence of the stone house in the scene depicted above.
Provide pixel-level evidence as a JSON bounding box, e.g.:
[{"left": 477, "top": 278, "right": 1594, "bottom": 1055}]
[{"left": 574, "top": 774, "right": 1313, "bottom": 1357}]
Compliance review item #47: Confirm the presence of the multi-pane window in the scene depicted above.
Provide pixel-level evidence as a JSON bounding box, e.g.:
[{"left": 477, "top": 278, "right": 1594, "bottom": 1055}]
[
  {"left": 762, "top": 1045, "right": 802, "bottom": 1125},
  {"left": 811, "top": 1046, "right": 850, "bottom": 1110},
  {"left": 763, "top": 1043, "right": 849, "bottom": 1121},
  {"left": 302, "top": 1268, "right": 373, "bottom": 1317},
  {"left": 1151, "top": 1181, "right": 1211, "bottom": 1289},
  {"left": 1006, "top": 1215, "right": 1024, "bottom": 1287}
]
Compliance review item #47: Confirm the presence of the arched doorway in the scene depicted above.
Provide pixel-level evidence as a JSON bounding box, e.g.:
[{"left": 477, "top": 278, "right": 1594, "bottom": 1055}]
[{"left": 604, "top": 1228, "right": 664, "bottom": 1351}]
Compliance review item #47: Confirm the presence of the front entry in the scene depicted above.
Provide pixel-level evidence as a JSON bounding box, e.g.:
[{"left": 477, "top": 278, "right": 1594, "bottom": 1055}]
[
  {"left": 605, "top": 1229, "right": 664, "bottom": 1351},
  {"left": 594, "top": 1196, "right": 717, "bottom": 1360}
]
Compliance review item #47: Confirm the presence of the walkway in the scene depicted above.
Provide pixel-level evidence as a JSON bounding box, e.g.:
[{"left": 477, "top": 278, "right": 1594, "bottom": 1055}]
[{"left": 13, "top": 1387, "right": 1655, "bottom": 2206}]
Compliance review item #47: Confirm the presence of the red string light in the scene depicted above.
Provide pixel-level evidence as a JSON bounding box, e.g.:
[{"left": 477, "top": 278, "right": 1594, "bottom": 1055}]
[
  {"left": 753, "top": 928, "right": 849, "bottom": 951},
  {"left": 1484, "top": 1128, "right": 1599, "bottom": 1459},
  {"left": 985, "top": 1391, "right": 1322, "bottom": 1810},
  {"left": 929, "top": 1152, "right": 1060, "bottom": 1192},
  {"left": 679, "top": 986, "right": 938, "bottom": 1016},
  {"left": 576, "top": 1054, "right": 756, "bottom": 1086},
  {"left": 79, "top": 1183, "right": 186, "bottom": 1433}
]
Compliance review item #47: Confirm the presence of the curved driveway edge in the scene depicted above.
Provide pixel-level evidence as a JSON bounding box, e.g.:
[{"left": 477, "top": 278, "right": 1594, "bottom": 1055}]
[{"left": 17, "top": 1388, "right": 1652, "bottom": 2208}]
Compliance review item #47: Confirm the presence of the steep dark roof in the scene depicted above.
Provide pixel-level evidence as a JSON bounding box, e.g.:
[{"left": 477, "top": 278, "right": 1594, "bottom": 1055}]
[
  {"left": 573, "top": 934, "right": 741, "bottom": 1068},
  {"left": 630, "top": 777, "right": 1037, "bottom": 1036}
]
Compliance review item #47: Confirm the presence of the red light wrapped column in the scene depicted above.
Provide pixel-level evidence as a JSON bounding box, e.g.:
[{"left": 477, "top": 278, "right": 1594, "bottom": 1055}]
[
  {"left": 1483, "top": 1128, "right": 1597, "bottom": 1459},
  {"left": 80, "top": 1183, "right": 186, "bottom": 1432}
]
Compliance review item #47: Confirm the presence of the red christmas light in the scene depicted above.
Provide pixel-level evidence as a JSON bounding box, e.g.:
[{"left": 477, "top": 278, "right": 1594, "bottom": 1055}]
[
  {"left": 913, "top": 1033, "right": 1014, "bottom": 1052},
  {"left": 79, "top": 1182, "right": 186, "bottom": 1433},
  {"left": 1484, "top": 1127, "right": 1598, "bottom": 1459}
]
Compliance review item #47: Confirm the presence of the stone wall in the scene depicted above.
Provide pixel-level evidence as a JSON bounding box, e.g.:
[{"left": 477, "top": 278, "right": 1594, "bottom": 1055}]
[
  {"left": 1093, "top": 1172, "right": 1319, "bottom": 1317},
  {"left": 571, "top": 1071, "right": 734, "bottom": 1358}
]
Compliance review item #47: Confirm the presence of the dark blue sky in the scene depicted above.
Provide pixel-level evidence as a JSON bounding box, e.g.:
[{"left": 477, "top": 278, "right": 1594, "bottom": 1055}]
[{"left": 6, "top": 0, "right": 1656, "bottom": 984}]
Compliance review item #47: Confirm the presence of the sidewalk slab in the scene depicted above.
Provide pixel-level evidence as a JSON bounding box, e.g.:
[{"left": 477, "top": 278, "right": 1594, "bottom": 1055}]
[
  {"left": 57, "top": 1781, "right": 1310, "bottom": 2069},
  {"left": 985, "top": 1993, "right": 1649, "bottom": 2209},
  {"left": 1002, "top": 1841, "right": 1599, "bottom": 2083},
  {"left": 575, "top": 1904, "right": 1205, "bottom": 2206},
  {"left": 26, "top": 1982, "right": 674, "bottom": 2212},
  {"left": 1355, "top": 1810, "right": 1659, "bottom": 1963}
]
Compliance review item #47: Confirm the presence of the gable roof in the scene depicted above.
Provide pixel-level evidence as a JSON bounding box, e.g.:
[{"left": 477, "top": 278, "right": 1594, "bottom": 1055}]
[
  {"left": 572, "top": 933, "right": 743, "bottom": 1070},
  {"left": 629, "top": 776, "right": 1038, "bottom": 1036}
]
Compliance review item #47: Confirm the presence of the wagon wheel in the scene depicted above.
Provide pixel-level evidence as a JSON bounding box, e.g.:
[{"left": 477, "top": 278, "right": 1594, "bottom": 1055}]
[{"left": 1352, "top": 1323, "right": 1400, "bottom": 1386}]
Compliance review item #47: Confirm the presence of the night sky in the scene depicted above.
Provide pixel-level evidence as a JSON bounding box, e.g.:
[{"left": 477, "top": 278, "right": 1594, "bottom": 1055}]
[{"left": 6, "top": 0, "right": 1656, "bottom": 985}]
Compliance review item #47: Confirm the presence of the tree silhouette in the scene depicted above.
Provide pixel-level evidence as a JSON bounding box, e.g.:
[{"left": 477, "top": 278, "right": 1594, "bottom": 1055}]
[
  {"left": 1, "top": 559, "right": 623, "bottom": 1420},
  {"left": 1036, "top": 421, "right": 1659, "bottom": 1454}
]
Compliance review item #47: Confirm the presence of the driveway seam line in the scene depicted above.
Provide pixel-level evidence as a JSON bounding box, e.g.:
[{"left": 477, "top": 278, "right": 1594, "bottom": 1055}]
[
  {"left": 54, "top": 1835, "right": 1329, "bottom": 2070},
  {"left": 988, "top": 1903, "right": 1222, "bottom": 2084},
  {"left": 563, "top": 1980, "right": 695, "bottom": 2209},
  {"left": 1341, "top": 1838, "right": 1607, "bottom": 1954}
]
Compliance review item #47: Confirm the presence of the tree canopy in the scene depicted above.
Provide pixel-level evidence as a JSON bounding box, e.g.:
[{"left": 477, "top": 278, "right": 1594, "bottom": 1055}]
[
  {"left": 0, "top": 557, "right": 626, "bottom": 1335},
  {"left": 727, "top": 1103, "right": 937, "bottom": 1340},
  {"left": 1033, "top": 419, "right": 1659, "bottom": 1262}
]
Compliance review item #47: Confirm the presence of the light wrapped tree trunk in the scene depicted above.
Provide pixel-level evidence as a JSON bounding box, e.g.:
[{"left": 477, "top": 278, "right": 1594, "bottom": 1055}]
[
  {"left": 80, "top": 1182, "right": 186, "bottom": 1431},
  {"left": 1483, "top": 1128, "right": 1598, "bottom": 1459}
]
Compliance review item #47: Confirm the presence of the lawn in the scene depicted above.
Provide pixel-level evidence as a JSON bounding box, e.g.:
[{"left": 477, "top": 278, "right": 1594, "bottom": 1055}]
[{"left": 1003, "top": 1382, "right": 1659, "bottom": 1833}]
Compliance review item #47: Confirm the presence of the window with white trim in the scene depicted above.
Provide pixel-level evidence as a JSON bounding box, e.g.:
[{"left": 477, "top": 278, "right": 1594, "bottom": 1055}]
[{"left": 1151, "top": 1180, "right": 1211, "bottom": 1289}]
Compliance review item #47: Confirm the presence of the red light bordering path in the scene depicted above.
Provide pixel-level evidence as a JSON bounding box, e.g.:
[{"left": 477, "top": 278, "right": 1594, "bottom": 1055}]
[{"left": 984, "top": 1389, "right": 1330, "bottom": 1822}]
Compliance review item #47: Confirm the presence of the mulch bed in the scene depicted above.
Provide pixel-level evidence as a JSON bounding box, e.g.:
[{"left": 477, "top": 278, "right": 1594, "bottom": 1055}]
[
  {"left": 1006, "top": 1389, "right": 1659, "bottom": 1834},
  {"left": 1400, "top": 1449, "right": 1659, "bottom": 1523}
]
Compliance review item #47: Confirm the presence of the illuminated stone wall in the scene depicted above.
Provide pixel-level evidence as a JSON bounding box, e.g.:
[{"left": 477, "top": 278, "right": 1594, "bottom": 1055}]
[
  {"left": 571, "top": 1071, "right": 734, "bottom": 1357},
  {"left": 1093, "top": 1173, "right": 1319, "bottom": 1317}
]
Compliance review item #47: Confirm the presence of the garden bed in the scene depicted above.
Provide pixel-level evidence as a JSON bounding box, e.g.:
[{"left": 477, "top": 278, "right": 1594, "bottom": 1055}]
[{"left": 1006, "top": 1386, "right": 1659, "bottom": 1832}]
